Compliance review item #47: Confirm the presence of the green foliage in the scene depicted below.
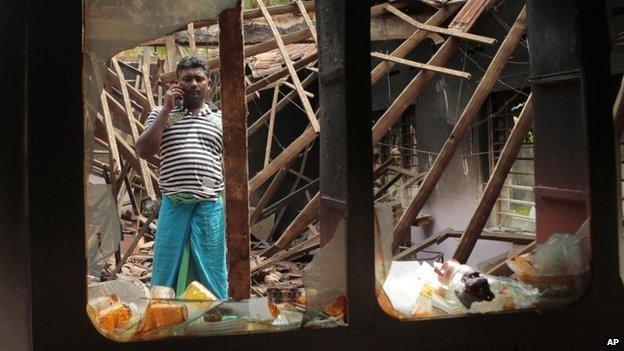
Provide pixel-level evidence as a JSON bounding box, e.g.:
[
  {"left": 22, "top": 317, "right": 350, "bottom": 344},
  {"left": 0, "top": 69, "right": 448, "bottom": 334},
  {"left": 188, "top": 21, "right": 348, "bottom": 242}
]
[{"left": 513, "top": 204, "right": 532, "bottom": 217}]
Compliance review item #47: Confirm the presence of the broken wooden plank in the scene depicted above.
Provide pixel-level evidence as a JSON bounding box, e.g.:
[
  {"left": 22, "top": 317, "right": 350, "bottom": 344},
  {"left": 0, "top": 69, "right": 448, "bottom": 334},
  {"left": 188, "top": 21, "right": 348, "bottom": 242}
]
[
  {"left": 371, "top": 52, "right": 471, "bottom": 79},
  {"left": 453, "top": 94, "right": 533, "bottom": 263},
  {"left": 371, "top": 5, "right": 460, "bottom": 85},
  {"left": 111, "top": 58, "right": 157, "bottom": 200},
  {"left": 392, "top": 7, "right": 527, "bottom": 248},
  {"left": 264, "top": 83, "right": 281, "bottom": 168},
  {"left": 383, "top": 4, "right": 496, "bottom": 45},
  {"left": 256, "top": 0, "right": 319, "bottom": 132},
  {"left": 247, "top": 72, "right": 317, "bottom": 135},
  {"left": 449, "top": 0, "right": 493, "bottom": 32},
  {"left": 246, "top": 52, "right": 318, "bottom": 95},
  {"left": 220, "top": 6, "right": 250, "bottom": 300},
  {"left": 295, "top": 0, "right": 317, "bottom": 43}
]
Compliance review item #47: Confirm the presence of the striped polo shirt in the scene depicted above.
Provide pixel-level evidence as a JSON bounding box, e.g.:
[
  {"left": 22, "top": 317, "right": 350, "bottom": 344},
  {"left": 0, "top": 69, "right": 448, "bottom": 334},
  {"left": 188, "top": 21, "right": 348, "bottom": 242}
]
[{"left": 145, "top": 102, "right": 224, "bottom": 201}]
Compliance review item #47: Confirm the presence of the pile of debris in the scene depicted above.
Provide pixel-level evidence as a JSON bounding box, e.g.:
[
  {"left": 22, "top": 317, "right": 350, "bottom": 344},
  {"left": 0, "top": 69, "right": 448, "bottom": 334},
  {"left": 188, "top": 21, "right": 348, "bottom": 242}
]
[
  {"left": 88, "top": 278, "right": 345, "bottom": 341},
  {"left": 380, "top": 229, "right": 590, "bottom": 319}
]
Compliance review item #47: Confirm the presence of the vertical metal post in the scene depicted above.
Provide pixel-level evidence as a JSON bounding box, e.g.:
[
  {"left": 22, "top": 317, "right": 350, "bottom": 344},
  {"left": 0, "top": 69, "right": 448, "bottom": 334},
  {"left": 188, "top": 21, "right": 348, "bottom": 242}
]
[
  {"left": 527, "top": 0, "right": 589, "bottom": 242},
  {"left": 317, "top": 0, "right": 375, "bottom": 329}
]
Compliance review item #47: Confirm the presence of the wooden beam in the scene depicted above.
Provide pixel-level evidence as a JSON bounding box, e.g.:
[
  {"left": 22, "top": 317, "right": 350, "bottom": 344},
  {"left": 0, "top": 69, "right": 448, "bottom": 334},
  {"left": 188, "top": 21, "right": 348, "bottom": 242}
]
[
  {"left": 370, "top": 0, "right": 413, "bottom": 18},
  {"left": 274, "top": 192, "right": 320, "bottom": 250},
  {"left": 374, "top": 173, "right": 403, "bottom": 199},
  {"left": 110, "top": 58, "right": 157, "bottom": 200},
  {"left": 251, "top": 233, "right": 320, "bottom": 273},
  {"left": 247, "top": 72, "right": 317, "bottom": 135},
  {"left": 93, "top": 112, "right": 160, "bottom": 197},
  {"left": 447, "top": 229, "right": 535, "bottom": 245},
  {"left": 250, "top": 164, "right": 291, "bottom": 225},
  {"left": 372, "top": 51, "right": 471, "bottom": 79},
  {"left": 107, "top": 68, "right": 151, "bottom": 122},
  {"left": 392, "top": 7, "right": 527, "bottom": 248},
  {"left": 249, "top": 125, "right": 316, "bottom": 192},
  {"left": 453, "top": 94, "right": 533, "bottom": 263},
  {"left": 99, "top": 91, "right": 121, "bottom": 181},
  {"left": 266, "top": 142, "right": 312, "bottom": 246},
  {"left": 282, "top": 81, "right": 315, "bottom": 98},
  {"left": 255, "top": 0, "right": 319, "bottom": 132},
  {"left": 373, "top": 158, "right": 396, "bottom": 179},
  {"left": 371, "top": 5, "right": 460, "bottom": 85},
  {"left": 140, "top": 48, "right": 156, "bottom": 116},
  {"left": 448, "top": 0, "right": 492, "bottom": 32},
  {"left": 295, "top": 0, "right": 317, "bottom": 43},
  {"left": 187, "top": 23, "right": 197, "bottom": 54},
  {"left": 261, "top": 178, "right": 318, "bottom": 216},
  {"left": 383, "top": 4, "right": 496, "bottom": 45},
  {"left": 264, "top": 83, "right": 280, "bottom": 168},
  {"left": 613, "top": 75, "right": 624, "bottom": 138},
  {"left": 220, "top": 5, "right": 250, "bottom": 300},
  {"left": 376, "top": 174, "right": 420, "bottom": 202},
  {"left": 165, "top": 35, "right": 177, "bottom": 72}
]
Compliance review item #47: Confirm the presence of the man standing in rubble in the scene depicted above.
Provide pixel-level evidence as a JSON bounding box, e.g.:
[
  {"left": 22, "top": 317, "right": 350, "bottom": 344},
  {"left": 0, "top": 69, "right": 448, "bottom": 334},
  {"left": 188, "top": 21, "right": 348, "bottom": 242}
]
[{"left": 137, "top": 56, "right": 227, "bottom": 299}]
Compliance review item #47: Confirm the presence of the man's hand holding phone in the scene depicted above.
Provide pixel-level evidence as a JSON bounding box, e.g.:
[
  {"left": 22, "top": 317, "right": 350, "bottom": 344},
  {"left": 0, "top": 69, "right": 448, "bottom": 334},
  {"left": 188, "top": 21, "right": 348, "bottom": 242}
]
[{"left": 163, "top": 82, "right": 184, "bottom": 112}]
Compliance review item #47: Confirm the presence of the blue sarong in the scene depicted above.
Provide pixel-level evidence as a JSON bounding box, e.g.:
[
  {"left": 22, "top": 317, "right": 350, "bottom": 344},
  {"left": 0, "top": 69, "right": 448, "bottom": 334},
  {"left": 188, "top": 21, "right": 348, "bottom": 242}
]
[{"left": 151, "top": 195, "right": 228, "bottom": 299}]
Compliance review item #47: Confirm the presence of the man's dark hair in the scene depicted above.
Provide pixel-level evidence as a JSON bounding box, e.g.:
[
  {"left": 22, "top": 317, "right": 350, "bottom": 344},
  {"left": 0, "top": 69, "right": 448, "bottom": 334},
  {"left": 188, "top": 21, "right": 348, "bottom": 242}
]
[{"left": 176, "top": 56, "right": 209, "bottom": 76}]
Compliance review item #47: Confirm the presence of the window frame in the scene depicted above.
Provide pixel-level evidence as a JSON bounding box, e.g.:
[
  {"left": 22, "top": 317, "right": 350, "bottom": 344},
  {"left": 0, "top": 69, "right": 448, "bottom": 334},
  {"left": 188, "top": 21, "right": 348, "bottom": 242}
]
[{"left": 18, "top": 0, "right": 624, "bottom": 350}]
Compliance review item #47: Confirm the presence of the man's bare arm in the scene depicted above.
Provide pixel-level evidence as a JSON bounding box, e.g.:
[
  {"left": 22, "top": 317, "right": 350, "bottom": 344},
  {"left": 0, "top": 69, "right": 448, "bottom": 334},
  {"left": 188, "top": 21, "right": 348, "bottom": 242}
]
[
  {"left": 136, "top": 83, "right": 183, "bottom": 158},
  {"left": 136, "top": 108, "right": 171, "bottom": 158}
]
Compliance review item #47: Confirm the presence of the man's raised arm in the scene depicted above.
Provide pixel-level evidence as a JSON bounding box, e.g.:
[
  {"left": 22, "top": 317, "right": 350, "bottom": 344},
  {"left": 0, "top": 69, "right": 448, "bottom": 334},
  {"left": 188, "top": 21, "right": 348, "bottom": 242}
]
[{"left": 136, "top": 83, "right": 183, "bottom": 158}]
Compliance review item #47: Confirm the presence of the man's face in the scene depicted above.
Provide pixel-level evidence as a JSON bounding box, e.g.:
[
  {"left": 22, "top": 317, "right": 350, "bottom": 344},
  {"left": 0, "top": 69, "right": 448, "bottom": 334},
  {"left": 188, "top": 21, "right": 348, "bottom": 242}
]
[{"left": 178, "top": 67, "right": 211, "bottom": 103}]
